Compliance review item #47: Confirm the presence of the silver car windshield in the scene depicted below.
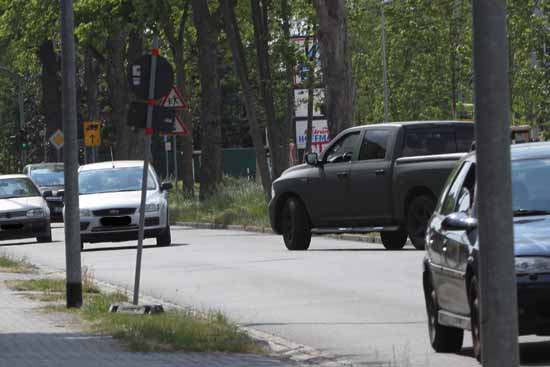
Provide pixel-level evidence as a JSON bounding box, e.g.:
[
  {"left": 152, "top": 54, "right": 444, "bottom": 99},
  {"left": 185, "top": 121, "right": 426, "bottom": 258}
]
[
  {"left": 30, "top": 168, "right": 64, "bottom": 187},
  {"left": 0, "top": 178, "right": 40, "bottom": 199},
  {"left": 79, "top": 167, "right": 157, "bottom": 195}
]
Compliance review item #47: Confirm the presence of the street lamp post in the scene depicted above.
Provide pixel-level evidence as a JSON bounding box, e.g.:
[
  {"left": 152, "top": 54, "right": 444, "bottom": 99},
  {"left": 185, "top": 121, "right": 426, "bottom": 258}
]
[{"left": 381, "top": 0, "right": 391, "bottom": 122}]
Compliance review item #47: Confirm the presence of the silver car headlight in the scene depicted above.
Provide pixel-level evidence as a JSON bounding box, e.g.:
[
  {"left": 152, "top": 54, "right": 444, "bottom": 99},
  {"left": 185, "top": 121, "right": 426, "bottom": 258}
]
[
  {"left": 145, "top": 203, "right": 160, "bottom": 213},
  {"left": 26, "top": 209, "right": 44, "bottom": 218},
  {"left": 515, "top": 257, "right": 550, "bottom": 274},
  {"left": 79, "top": 209, "right": 93, "bottom": 217}
]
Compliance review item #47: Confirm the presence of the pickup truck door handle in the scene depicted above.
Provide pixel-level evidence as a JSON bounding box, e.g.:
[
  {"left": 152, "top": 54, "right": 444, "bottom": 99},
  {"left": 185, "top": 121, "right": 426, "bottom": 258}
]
[
  {"left": 337, "top": 172, "right": 349, "bottom": 179},
  {"left": 375, "top": 169, "right": 386, "bottom": 176}
]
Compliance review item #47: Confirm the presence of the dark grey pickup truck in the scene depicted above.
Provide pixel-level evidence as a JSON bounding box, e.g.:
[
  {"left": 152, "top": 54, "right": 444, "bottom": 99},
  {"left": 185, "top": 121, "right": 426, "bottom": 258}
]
[{"left": 269, "top": 121, "right": 475, "bottom": 251}]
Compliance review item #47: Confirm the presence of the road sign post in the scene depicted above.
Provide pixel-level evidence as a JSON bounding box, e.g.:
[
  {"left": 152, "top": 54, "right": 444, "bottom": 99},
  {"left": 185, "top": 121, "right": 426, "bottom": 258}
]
[
  {"left": 60, "top": 0, "right": 82, "bottom": 309},
  {"left": 49, "top": 130, "right": 64, "bottom": 163},
  {"left": 472, "top": 1, "right": 519, "bottom": 366},
  {"left": 133, "top": 37, "right": 160, "bottom": 306}
]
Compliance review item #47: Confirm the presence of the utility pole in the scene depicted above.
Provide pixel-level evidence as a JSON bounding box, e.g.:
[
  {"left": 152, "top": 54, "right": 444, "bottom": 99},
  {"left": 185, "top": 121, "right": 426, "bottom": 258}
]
[
  {"left": 472, "top": 1, "right": 519, "bottom": 366},
  {"left": 381, "top": 0, "right": 390, "bottom": 122},
  {"left": 173, "top": 135, "right": 178, "bottom": 194},
  {"left": 60, "top": 0, "right": 83, "bottom": 308}
]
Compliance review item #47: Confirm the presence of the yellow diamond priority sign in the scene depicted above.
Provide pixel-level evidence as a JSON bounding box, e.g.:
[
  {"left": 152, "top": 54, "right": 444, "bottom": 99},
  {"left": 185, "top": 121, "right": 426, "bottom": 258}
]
[{"left": 49, "top": 130, "right": 64, "bottom": 150}]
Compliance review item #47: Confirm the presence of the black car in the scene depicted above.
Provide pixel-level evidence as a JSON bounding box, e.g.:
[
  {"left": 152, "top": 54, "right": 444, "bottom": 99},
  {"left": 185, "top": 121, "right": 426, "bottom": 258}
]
[
  {"left": 423, "top": 142, "right": 550, "bottom": 360},
  {"left": 23, "top": 163, "right": 65, "bottom": 222}
]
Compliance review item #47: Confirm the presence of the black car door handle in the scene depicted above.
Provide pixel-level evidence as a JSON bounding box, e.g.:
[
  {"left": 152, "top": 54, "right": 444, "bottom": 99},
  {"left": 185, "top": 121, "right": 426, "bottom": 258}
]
[
  {"left": 337, "top": 172, "right": 348, "bottom": 179},
  {"left": 375, "top": 169, "right": 386, "bottom": 176}
]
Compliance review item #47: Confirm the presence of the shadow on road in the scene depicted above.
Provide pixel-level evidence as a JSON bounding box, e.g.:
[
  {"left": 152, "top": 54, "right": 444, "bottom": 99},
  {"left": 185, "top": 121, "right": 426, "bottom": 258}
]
[
  {"left": 0, "top": 240, "right": 61, "bottom": 247},
  {"left": 82, "top": 243, "right": 190, "bottom": 252},
  {"left": 461, "top": 340, "right": 550, "bottom": 365},
  {"left": 308, "top": 248, "right": 418, "bottom": 252}
]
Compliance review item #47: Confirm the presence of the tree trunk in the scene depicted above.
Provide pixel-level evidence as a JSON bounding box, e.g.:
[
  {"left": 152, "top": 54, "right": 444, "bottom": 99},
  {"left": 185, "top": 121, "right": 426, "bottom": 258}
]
[
  {"left": 192, "top": 0, "right": 223, "bottom": 200},
  {"left": 38, "top": 40, "right": 62, "bottom": 162},
  {"left": 250, "top": 0, "right": 288, "bottom": 179},
  {"left": 159, "top": 0, "right": 195, "bottom": 197},
  {"left": 222, "top": 0, "right": 272, "bottom": 197},
  {"left": 313, "top": 0, "right": 355, "bottom": 138},
  {"left": 84, "top": 46, "right": 101, "bottom": 121}
]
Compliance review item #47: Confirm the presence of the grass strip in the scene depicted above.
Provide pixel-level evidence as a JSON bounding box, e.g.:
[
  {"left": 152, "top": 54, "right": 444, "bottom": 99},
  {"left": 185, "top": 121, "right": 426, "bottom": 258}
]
[
  {"left": 170, "top": 177, "right": 269, "bottom": 227},
  {"left": 0, "top": 253, "right": 37, "bottom": 273},
  {"left": 10, "top": 278, "right": 263, "bottom": 354}
]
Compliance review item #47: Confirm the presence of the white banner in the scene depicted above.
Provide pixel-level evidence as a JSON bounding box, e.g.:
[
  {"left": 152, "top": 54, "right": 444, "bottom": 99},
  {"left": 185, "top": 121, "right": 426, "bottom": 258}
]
[
  {"left": 296, "top": 120, "right": 330, "bottom": 153},
  {"left": 294, "top": 89, "right": 324, "bottom": 118}
]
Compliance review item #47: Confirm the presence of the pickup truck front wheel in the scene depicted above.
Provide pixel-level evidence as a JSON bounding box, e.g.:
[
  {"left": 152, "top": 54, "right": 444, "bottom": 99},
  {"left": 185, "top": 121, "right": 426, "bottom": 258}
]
[
  {"left": 380, "top": 231, "right": 408, "bottom": 250},
  {"left": 407, "top": 195, "right": 435, "bottom": 250},
  {"left": 281, "top": 197, "right": 311, "bottom": 251}
]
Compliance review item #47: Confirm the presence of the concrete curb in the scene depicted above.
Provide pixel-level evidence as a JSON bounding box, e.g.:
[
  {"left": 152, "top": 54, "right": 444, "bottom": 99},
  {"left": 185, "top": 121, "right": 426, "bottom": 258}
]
[{"left": 175, "top": 221, "right": 384, "bottom": 245}]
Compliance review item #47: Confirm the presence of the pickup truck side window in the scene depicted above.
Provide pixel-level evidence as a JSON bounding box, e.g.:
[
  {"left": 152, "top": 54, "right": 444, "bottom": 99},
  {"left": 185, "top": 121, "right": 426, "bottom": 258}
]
[
  {"left": 324, "top": 132, "right": 360, "bottom": 163},
  {"left": 358, "top": 130, "right": 390, "bottom": 160},
  {"left": 402, "top": 129, "right": 456, "bottom": 157}
]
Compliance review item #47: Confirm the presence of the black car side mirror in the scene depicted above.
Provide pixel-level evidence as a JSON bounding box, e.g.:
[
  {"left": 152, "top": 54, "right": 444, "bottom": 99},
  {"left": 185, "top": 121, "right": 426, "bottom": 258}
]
[
  {"left": 160, "top": 182, "right": 173, "bottom": 191},
  {"left": 441, "top": 212, "right": 478, "bottom": 231},
  {"left": 42, "top": 190, "right": 53, "bottom": 198},
  {"left": 305, "top": 152, "right": 320, "bottom": 166}
]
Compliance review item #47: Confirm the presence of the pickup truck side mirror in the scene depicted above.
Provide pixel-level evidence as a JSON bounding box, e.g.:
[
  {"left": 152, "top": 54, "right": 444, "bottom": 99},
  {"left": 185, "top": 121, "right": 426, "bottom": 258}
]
[
  {"left": 441, "top": 212, "right": 478, "bottom": 231},
  {"left": 160, "top": 182, "right": 173, "bottom": 191},
  {"left": 42, "top": 190, "right": 53, "bottom": 198},
  {"left": 305, "top": 152, "right": 319, "bottom": 166},
  {"left": 55, "top": 189, "right": 65, "bottom": 198}
]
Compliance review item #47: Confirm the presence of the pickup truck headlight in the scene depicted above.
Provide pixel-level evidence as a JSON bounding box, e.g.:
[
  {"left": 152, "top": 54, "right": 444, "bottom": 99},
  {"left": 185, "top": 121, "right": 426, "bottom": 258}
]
[
  {"left": 145, "top": 203, "right": 160, "bottom": 213},
  {"left": 26, "top": 209, "right": 44, "bottom": 218},
  {"left": 79, "top": 209, "right": 93, "bottom": 217},
  {"left": 515, "top": 257, "right": 550, "bottom": 274}
]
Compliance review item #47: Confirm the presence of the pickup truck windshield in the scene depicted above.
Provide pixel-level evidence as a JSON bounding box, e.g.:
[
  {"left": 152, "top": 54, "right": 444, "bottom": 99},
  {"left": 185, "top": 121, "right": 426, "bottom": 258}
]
[{"left": 512, "top": 158, "right": 550, "bottom": 215}]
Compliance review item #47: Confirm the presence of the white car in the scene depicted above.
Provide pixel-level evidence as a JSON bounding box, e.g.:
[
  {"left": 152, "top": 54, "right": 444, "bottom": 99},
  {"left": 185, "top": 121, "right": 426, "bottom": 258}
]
[
  {"left": 76, "top": 161, "right": 172, "bottom": 248},
  {"left": 0, "top": 175, "right": 52, "bottom": 243}
]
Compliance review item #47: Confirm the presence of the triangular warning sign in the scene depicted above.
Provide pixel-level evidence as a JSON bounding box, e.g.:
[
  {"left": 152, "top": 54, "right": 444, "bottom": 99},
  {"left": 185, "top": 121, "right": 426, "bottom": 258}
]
[
  {"left": 173, "top": 116, "right": 190, "bottom": 136},
  {"left": 161, "top": 86, "right": 187, "bottom": 110}
]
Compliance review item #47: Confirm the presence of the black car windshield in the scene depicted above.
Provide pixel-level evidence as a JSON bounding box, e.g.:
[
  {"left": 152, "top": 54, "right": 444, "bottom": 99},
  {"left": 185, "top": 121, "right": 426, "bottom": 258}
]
[
  {"left": 79, "top": 167, "right": 156, "bottom": 195},
  {"left": 30, "top": 167, "right": 64, "bottom": 187},
  {"left": 512, "top": 158, "right": 550, "bottom": 216},
  {"left": 0, "top": 178, "right": 40, "bottom": 199}
]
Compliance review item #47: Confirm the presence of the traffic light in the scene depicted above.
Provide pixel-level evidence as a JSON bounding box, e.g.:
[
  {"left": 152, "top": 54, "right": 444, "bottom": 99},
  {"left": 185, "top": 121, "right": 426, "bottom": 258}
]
[
  {"left": 18, "top": 128, "right": 28, "bottom": 150},
  {"left": 78, "top": 146, "right": 85, "bottom": 164}
]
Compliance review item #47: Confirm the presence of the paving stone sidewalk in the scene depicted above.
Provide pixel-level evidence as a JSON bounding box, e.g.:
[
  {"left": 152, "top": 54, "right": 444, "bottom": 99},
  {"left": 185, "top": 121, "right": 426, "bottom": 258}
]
[{"left": 0, "top": 272, "right": 296, "bottom": 367}]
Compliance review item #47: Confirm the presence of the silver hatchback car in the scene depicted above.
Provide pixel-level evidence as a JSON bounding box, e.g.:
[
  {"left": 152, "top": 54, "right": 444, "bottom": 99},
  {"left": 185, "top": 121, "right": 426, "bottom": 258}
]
[{"left": 75, "top": 161, "right": 172, "bottom": 249}]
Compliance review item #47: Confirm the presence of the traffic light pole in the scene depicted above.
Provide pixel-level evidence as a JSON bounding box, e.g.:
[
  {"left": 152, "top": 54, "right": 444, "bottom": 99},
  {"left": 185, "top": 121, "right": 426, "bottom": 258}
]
[
  {"left": 60, "top": 0, "right": 83, "bottom": 308},
  {"left": 472, "top": 1, "right": 519, "bottom": 366},
  {"left": 133, "top": 37, "right": 160, "bottom": 306}
]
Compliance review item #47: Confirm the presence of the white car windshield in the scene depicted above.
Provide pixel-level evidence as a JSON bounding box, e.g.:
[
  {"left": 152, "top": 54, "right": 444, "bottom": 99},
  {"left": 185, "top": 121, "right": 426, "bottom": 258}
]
[
  {"left": 0, "top": 178, "right": 40, "bottom": 199},
  {"left": 79, "top": 167, "right": 157, "bottom": 195}
]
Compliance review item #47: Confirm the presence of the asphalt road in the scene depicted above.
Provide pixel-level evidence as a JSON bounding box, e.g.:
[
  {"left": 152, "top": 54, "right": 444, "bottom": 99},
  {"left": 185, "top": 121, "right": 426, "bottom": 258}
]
[{"left": 1, "top": 225, "right": 549, "bottom": 366}]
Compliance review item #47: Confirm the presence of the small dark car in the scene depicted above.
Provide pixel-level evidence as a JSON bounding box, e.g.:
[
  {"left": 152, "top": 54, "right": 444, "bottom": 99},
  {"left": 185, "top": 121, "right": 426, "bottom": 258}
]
[
  {"left": 423, "top": 142, "right": 550, "bottom": 360},
  {"left": 23, "top": 163, "right": 64, "bottom": 222}
]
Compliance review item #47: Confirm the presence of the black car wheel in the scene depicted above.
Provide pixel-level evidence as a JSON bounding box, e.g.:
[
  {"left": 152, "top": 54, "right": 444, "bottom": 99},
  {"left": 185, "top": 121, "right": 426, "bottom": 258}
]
[
  {"left": 407, "top": 195, "right": 436, "bottom": 250},
  {"left": 425, "top": 276, "right": 464, "bottom": 353},
  {"left": 281, "top": 197, "right": 311, "bottom": 251},
  {"left": 469, "top": 276, "right": 481, "bottom": 361},
  {"left": 156, "top": 224, "right": 172, "bottom": 246},
  {"left": 380, "top": 230, "right": 408, "bottom": 250},
  {"left": 37, "top": 226, "right": 52, "bottom": 243}
]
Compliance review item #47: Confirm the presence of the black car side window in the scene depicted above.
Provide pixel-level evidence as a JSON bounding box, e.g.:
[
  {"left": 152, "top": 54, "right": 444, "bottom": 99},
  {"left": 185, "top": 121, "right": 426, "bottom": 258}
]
[
  {"left": 358, "top": 130, "right": 391, "bottom": 160},
  {"left": 324, "top": 132, "right": 360, "bottom": 164},
  {"left": 456, "top": 165, "right": 476, "bottom": 213},
  {"left": 441, "top": 162, "right": 472, "bottom": 215}
]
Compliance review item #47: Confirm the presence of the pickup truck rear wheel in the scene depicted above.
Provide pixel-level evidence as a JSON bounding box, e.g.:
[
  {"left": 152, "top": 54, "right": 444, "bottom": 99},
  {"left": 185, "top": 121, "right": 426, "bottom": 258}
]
[
  {"left": 380, "top": 231, "right": 407, "bottom": 250},
  {"left": 407, "top": 195, "right": 436, "bottom": 250},
  {"left": 281, "top": 198, "right": 311, "bottom": 251}
]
